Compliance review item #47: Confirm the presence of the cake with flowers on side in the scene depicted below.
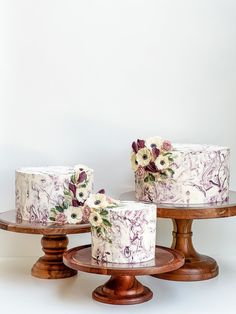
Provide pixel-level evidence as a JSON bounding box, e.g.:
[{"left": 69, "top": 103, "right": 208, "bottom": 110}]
[
  {"left": 15, "top": 165, "right": 93, "bottom": 223},
  {"left": 131, "top": 136, "right": 230, "bottom": 205},
  {"left": 85, "top": 191, "right": 156, "bottom": 263}
]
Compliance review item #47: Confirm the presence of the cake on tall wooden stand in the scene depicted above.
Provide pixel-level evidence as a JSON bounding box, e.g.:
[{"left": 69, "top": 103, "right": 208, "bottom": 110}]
[{"left": 130, "top": 136, "right": 232, "bottom": 281}]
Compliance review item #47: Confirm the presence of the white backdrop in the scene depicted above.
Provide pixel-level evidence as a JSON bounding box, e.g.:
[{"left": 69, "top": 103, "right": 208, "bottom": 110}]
[{"left": 0, "top": 0, "right": 236, "bottom": 257}]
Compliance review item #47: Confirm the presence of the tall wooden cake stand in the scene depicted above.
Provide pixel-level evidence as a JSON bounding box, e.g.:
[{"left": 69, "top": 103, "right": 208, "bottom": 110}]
[
  {"left": 0, "top": 210, "right": 90, "bottom": 279},
  {"left": 63, "top": 244, "right": 184, "bottom": 305},
  {"left": 121, "top": 191, "right": 236, "bottom": 282}
]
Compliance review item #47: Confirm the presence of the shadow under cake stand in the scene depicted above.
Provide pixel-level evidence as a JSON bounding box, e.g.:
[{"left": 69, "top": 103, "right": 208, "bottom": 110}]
[
  {"left": 121, "top": 191, "right": 236, "bottom": 282},
  {"left": 0, "top": 210, "right": 90, "bottom": 279},
  {"left": 63, "top": 244, "right": 184, "bottom": 305}
]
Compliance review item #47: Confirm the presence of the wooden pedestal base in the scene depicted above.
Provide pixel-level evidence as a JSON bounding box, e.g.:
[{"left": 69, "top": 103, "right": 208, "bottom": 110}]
[
  {"left": 31, "top": 235, "right": 77, "bottom": 279},
  {"left": 92, "top": 275, "right": 153, "bottom": 305},
  {"left": 153, "top": 219, "right": 219, "bottom": 281}
]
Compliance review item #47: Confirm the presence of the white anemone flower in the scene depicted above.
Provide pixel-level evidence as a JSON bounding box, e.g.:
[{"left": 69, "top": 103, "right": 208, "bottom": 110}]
[
  {"left": 76, "top": 187, "right": 90, "bottom": 202},
  {"left": 145, "top": 136, "right": 164, "bottom": 150},
  {"left": 136, "top": 148, "right": 152, "bottom": 167},
  {"left": 89, "top": 212, "right": 103, "bottom": 227},
  {"left": 130, "top": 152, "right": 139, "bottom": 171},
  {"left": 64, "top": 206, "right": 83, "bottom": 224},
  {"left": 86, "top": 193, "right": 108, "bottom": 209},
  {"left": 154, "top": 155, "right": 170, "bottom": 171}
]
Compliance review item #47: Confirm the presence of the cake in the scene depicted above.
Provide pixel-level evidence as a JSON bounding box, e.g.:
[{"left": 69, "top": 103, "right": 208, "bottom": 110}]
[
  {"left": 86, "top": 193, "right": 156, "bottom": 263},
  {"left": 15, "top": 165, "right": 93, "bottom": 223},
  {"left": 131, "top": 137, "right": 230, "bottom": 205}
]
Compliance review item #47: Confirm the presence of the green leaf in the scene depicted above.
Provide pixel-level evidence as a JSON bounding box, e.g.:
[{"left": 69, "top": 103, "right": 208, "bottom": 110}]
[
  {"left": 71, "top": 174, "right": 76, "bottom": 184},
  {"left": 102, "top": 218, "right": 112, "bottom": 227},
  {"left": 96, "top": 227, "right": 102, "bottom": 235},
  {"left": 49, "top": 217, "right": 56, "bottom": 221},
  {"left": 79, "top": 184, "right": 87, "bottom": 188},
  {"left": 163, "top": 152, "right": 172, "bottom": 156},
  {"left": 64, "top": 190, "right": 70, "bottom": 195},
  {"left": 144, "top": 176, "right": 149, "bottom": 182},
  {"left": 100, "top": 210, "right": 108, "bottom": 216},
  {"left": 167, "top": 168, "right": 175, "bottom": 176},
  {"left": 50, "top": 208, "right": 56, "bottom": 214},
  {"left": 168, "top": 157, "right": 174, "bottom": 162},
  {"left": 149, "top": 173, "right": 155, "bottom": 182},
  {"left": 55, "top": 206, "right": 64, "bottom": 213}
]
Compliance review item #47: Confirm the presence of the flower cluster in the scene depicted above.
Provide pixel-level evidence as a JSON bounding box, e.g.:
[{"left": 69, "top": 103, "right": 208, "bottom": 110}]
[
  {"left": 131, "top": 136, "right": 176, "bottom": 182},
  {"left": 86, "top": 191, "right": 120, "bottom": 243},
  {"left": 49, "top": 166, "right": 93, "bottom": 224}
]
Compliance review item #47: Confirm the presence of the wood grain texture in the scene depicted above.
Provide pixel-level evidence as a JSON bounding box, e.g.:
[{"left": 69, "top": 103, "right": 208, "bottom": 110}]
[
  {"left": 63, "top": 245, "right": 184, "bottom": 304},
  {"left": 153, "top": 219, "right": 219, "bottom": 281},
  {"left": 0, "top": 210, "right": 91, "bottom": 279},
  {"left": 31, "top": 235, "right": 77, "bottom": 279}
]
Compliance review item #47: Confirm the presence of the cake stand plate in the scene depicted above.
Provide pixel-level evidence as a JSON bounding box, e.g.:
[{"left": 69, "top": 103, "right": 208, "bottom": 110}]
[
  {"left": 0, "top": 210, "right": 90, "bottom": 279},
  {"left": 121, "top": 191, "right": 236, "bottom": 282},
  {"left": 63, "top": 244, "right": 184, "bottom": 305}
]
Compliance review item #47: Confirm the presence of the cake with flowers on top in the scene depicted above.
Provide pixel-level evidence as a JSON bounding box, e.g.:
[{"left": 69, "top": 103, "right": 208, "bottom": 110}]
[
  {"left": 15, "top": 165, "right": 93, "bottom": 223},
  {"left": 131, "top": 136, "right": 230, "bottom": 205},
  {"left": 86, "top": 191, "right": 156, "bottom": 263}
]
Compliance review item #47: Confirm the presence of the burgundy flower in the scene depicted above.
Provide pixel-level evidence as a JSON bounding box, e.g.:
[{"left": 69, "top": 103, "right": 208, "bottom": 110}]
[
  {"left": 77, "top": 171, "right": 87, "bottom": 183},
  {"left": 69, "top": 183, "right": 76, "bottom": 197},
  {"left": 137, "top": 139, "right": 145, "bottom": 149},
  {"left": 72, "top": 199, "right": 80, "bottom": 207},
  {"left": 152, "top": 147, "right": 160, "bottom": 159},
  {"left": 145, "top": 161, "right": 158, "bottom": 173},
  {"left": 132, "top": 141, "right": 138, "bottom": 153},
  {"left": 97, "top": 189, "right": 105, "bottom": 194}
]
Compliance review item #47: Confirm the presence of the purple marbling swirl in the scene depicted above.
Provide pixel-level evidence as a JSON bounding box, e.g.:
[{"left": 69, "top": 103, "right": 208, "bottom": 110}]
[
  {"left": 135, "top": 144, "right": 230, "bottom": 205},
  {"left": 91, "top": 201, "right": 156, "bottom": 263},
  {"left": 15, "top": 165, "right": 93, "bottom": 223}
]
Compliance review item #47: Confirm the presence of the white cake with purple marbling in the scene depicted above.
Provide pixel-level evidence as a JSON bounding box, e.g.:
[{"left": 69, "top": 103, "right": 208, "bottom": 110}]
[
  {"left": 87, "top": 195, "right": 156, "bottom": 263},
  {"left": 131, "top": 137, "right": 230, "bottom": 205},
  {"left": 15, "top": 165, "right": 93, "bottom": 223}
]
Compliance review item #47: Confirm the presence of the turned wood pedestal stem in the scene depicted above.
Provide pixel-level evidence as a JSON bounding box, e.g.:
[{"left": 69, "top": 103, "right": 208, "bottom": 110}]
[
  {"left": 31, "top": 235, "right": 77, "bottom": 279},
  {"left": 93, "top": 275, "right": 152, "bottom": 305},
  {"left": 153, "top": 219, "right": 218, "bottom": 281}
]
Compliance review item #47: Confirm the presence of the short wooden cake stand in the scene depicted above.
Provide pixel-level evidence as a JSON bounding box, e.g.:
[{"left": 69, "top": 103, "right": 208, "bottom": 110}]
[
  {"left": 0, "top": 210, "right": 90, "bottom": 279},
  {"left": 121, "top": 191, "right": 236, "bottom": 282},
  {"left": 63, "top": 244, "right": 184, "bottom": 305}
]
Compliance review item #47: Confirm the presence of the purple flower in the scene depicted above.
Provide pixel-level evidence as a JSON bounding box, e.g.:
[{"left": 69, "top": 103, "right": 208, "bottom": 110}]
[
  {"left": 77, "top": 171, "right": 87, "bottom": 183},
  {"left": 152, "top": 147, "right": 160, "bottom": 159},
  {"left": 137, "top": 139, "right": 145, "bottom": 149},
  {"left": 145, "top": 161, "right": 158, "bottom": 173},
  {"left": 132, "top": 141, "right": 138, "bottom": 153},
  {"left": 72, "top": 199, "right": 80, "bottom": 207},
  {"left": 69, "top": 183, "right": 76, "bottom": 197},
  {"left": 97, "top": 189, "right": 105, "bottom": 194}
]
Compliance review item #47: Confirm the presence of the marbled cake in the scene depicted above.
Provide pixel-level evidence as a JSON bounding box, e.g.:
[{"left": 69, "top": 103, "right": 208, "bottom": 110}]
[
  {"left": 91, "top": 201, "right": 156, "bottom": 263},
  {"left": 135, "top": 144, "right": 230, "bottom": 205},
  {"left": 16, "top": 165, "right": 93, "bottom": 223}
]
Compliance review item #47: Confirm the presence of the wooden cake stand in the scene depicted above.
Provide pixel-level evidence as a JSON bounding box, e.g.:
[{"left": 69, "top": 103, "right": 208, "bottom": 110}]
[
  {"left": 63, "top": 244, "right": 184, "bottom": 305},
  {"left": 121, "top": 191, "right": 236, "bottom": 282},
  {"left": 0, "top": 210, "right": 90, "bottom": 279}
]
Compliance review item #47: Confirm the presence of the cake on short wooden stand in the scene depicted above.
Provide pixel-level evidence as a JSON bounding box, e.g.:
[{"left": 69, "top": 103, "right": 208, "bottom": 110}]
[{"left": 63, "top": 245, "right": 184, "bottom": 305}]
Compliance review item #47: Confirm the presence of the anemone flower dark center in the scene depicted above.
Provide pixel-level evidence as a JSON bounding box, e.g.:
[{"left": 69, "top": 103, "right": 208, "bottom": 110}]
[
  {"left": 151, "top": 144, "right": 156, "bottom": 148},
  {"left": 71, "top": 213, "right": 77, "bottom": 219},
  {"left": 79, "top": 192, "right": 84, "bottom": 197},
  {"left": 160, "top": 160, "right": 165, "bottom": 165},
  {"left": 94, "top": 216, "right": 98, "bottom": 221},
  {"left": 135, "top": 160, "right": 138, "bottom": 165},
  {"left": 143, "top": 154, "right": 148, "bottom": 160},
  {"left": 94, "top": 200, "right": 101, "bottom": 205}
]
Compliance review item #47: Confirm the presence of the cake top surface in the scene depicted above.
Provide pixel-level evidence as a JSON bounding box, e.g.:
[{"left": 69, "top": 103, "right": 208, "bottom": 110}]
[
  {"left": 173, "top": 143, "right": 229, "bottom": 152},
  {"left": 16, "top": 165, "right": 93, "bottom": 175},
  {"left": 112, "top": 201, "right": 156, "bottom": 211}
]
